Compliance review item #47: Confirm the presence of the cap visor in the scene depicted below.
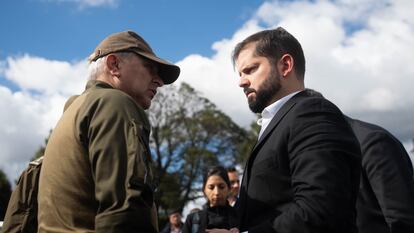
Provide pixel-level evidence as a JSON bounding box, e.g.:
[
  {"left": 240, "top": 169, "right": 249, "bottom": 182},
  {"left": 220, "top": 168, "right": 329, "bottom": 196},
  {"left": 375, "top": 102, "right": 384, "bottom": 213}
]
[{"left": 137, "top": 52, "right": 180, "bottom": 84}]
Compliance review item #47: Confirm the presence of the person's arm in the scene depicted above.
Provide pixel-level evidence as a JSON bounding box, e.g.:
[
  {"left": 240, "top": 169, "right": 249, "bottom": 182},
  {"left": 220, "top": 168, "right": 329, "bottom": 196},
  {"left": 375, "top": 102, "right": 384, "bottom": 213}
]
[
  {"left": 81, "top": 92, "right": 157, "bottom": 233},
  {"left": 362, "top": 131, "right": 414, "bottom": 232},
  {"left": 251, "top": 98, "right": 361, "bottom": 233}
]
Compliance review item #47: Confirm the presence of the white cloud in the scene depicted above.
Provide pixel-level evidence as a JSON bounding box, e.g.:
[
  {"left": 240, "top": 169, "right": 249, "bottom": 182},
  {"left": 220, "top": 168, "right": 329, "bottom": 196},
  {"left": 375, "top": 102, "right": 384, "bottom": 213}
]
[
  {"left": 78, "top": 0, "right": 118, "bottom": 8},
  {"left": 361, "top": 88, "right": 395, "bottom": 111},
  {"left": 5, "top": 54, "right": 87, "bottom": 95},
  {"left": 175, "top": 0, "right": 414, "bottom": 139},
  {"left": 0, "top": 55, "right": 87, "bottom": 183},
  {"left": 45, "top": 0, "right": 118, "bottom": 9}
]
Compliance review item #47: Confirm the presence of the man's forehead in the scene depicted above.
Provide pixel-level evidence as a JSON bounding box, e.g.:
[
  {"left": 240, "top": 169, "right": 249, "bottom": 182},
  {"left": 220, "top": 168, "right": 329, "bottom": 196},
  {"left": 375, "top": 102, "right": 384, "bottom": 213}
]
[
  {"left": 236, "top": 44, "right": 260, "bottom": 68},
  {"left": 228, "top": 171, "right": 238, "bottom": 177},
  {"left": 241, "top": 41, "right": 258, "bottom": 53}
]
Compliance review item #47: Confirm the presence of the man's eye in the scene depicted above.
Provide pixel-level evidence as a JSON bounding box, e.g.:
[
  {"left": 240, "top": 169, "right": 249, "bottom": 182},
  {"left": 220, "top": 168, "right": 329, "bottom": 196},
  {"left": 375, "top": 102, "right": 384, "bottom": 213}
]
[
  {"left": 152, "top": 66, "right": 159, "bottom": 74},
  {"left": 145, "top": 63, "right": 158, "bottom": 75},
  {"left": 244, "top": 66, "right": 257, "bottom": 75}
]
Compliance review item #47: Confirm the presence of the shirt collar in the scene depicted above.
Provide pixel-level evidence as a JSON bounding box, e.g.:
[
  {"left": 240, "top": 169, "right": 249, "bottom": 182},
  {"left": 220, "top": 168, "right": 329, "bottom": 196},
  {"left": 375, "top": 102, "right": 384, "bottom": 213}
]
[{"left": 260, "top": 91, "right": 301, "bottom": 121}]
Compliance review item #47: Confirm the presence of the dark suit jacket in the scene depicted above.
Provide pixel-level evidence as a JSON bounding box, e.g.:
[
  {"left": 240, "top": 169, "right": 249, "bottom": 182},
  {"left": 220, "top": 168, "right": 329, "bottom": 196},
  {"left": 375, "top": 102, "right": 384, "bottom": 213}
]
[
  {"left": 347, "top": 118, "right": 414, "bottom": 233},
  {"left": 237, "top": 90, "right": 361, "bottom": 233}
]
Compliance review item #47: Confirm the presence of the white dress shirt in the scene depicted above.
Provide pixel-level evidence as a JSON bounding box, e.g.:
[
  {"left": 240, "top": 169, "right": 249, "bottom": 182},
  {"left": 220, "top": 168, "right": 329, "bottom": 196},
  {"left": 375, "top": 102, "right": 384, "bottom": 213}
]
[{"left": 257, "top": 91, "right": 300, "bottom": 140}]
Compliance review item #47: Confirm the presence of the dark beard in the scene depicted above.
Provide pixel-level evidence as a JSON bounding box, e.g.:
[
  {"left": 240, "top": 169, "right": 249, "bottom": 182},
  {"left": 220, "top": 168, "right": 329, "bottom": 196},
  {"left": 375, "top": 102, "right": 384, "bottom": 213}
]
[{"left": 248, "top": 70, "right": 281, "bottom": 113}]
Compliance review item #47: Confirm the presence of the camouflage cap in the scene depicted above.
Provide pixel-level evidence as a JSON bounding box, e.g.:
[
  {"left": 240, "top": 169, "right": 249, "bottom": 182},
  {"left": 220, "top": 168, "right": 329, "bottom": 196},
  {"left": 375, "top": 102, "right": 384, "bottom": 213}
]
[{"left": 88, "top": 30, "right": 180, "bottom": 84}]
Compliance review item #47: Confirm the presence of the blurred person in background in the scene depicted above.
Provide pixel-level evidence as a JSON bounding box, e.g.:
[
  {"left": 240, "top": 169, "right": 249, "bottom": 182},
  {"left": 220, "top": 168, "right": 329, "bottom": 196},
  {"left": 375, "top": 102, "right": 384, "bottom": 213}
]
[
  {"left": 226, "top": 167, "right": 240, "bottom": 207},
  {"left": 161, "top": 209, "right": 184, "bottom": 233},
  {"left": 306, "top": 88, "right": 414, "bottom": 233},
  {"left": 182, "top": 166, "right": 238, "bottom": 233}
]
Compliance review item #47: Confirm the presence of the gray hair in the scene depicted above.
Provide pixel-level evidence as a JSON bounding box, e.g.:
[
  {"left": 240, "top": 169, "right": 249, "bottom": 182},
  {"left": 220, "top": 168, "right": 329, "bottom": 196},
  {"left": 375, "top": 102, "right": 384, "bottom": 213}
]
[{"left": 88, "top": 51, "right": 137, "bottom": 80}]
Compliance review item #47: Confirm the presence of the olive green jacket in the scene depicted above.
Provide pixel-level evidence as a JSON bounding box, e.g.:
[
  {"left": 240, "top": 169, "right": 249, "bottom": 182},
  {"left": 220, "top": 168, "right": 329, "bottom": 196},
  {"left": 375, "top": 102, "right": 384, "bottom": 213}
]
[{"left": 38, "top": 80, "right": 158, "bottom": 233}]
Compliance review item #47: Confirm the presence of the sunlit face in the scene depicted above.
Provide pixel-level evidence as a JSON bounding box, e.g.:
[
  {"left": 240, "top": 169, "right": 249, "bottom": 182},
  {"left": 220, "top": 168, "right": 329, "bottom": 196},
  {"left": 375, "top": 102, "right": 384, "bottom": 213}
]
[
  {"left": 236, "top": 42, "right": 281, "bottom": 113},
  {"left": 204, "top": 175, "right": 229, "bottom": 207},
  {"left": 117, "top": 54, "right": 163, "bottom": 109},
  {"left": 227, "top": 171, "right": 240, "bottom": 198}
]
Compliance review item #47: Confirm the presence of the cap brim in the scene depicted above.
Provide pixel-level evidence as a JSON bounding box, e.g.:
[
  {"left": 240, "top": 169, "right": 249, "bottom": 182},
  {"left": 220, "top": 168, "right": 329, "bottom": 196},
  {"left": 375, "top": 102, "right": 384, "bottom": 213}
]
[{"left": 135, "top": 51, "right": 180, "bottom": 85}]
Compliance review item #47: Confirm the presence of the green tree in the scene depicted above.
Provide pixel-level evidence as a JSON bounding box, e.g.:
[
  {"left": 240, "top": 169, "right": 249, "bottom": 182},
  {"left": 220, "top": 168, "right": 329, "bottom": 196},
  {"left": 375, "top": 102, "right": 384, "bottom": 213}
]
[
  {"left": 148, "top": 82, "right": 249, "bottom": 218},
  {"left": 0, "top": 169, "right": 12, "bottom": 220},
  {"left": 235, "top": 120, "right": 260, "bottom": 164},
  {"left": 31, "top": 130, "right": 52, "bottom": 161}
]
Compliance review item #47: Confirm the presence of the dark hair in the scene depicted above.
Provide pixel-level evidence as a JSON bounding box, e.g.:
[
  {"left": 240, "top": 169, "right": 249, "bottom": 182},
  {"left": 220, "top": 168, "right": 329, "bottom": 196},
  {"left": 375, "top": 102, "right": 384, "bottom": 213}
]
[
  {"left": 232, "top": 27, "right": 306, "bottom": 80},
  {"left": 226, "top": 167, "right": 237, "bottom": 173},
  {"left": 203, "top": 166, "right": 231, "bottom": 190},
  {"left": 168, "top": 208, "right": 182, "bottom": 216}
]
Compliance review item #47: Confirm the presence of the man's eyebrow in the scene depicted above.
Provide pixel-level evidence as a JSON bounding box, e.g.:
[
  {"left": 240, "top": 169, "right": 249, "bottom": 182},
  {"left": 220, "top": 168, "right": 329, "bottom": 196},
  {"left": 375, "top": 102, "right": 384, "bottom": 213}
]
[
  {"left": 143, "top": 60, "right": 159, "bottom": 72},
  {"left": 241, "top": 63, "right": 258, "bottom": 73}
]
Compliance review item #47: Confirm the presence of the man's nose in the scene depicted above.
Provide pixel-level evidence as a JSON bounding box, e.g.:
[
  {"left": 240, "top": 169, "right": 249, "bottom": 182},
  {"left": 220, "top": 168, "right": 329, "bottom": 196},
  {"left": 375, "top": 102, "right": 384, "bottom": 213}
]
[
  {"left": 239, "top": 76, "right": 250, "bottom": 88},
  {"left": 235, "top": 181, "right": 240, "bottom": 187}
]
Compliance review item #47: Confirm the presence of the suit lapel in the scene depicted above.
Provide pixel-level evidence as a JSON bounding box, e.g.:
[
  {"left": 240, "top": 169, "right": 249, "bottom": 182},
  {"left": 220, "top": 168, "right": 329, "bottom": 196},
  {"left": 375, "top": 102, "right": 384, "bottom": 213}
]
[
  {"left": 242, "top": 96, "right": 297, "bottom": 189},
  {"left": 251, "top": 92, "right": 304, "bottom": 154},
  {"left": 242, "top": 92, "right": 305, "bottom": 181},
  {"left": 238, "top": 91, "right": 307, "bottom": 226}
]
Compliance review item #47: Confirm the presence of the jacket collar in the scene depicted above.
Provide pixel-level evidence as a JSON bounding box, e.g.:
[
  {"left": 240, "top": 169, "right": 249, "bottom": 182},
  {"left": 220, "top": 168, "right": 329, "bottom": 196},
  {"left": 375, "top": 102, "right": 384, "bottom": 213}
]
[
  {"left": 85, "top": 80, "right": 114, "bottom": 90},
  {"left": 251, "top": 90, "right": 307, "bottom": 154}
]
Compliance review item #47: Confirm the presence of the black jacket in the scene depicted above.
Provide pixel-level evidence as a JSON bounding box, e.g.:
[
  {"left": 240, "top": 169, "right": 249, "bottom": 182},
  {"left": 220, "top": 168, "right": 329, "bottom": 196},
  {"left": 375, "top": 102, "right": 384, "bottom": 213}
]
[
  {"left": 237, "top": 90, "right": 362, "bottom": 233},
  {"left": 182, "top": 204, "right": 237, "bottom": 233},
  {"left": 160, "top": 222, "right": 184, "bottom": 233},
  {"left": 348, "top": 117, "right": 414, "bottom": 233}
]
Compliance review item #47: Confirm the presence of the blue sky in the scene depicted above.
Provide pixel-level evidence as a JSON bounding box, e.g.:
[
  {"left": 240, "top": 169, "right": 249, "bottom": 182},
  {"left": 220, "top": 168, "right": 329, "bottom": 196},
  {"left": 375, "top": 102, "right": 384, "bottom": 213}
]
[
  {"left": 0, "top": 0, "right": 265, "bottom": 93},
  {"left": 1, "top": 0, "right": 414, "bottom": 185},
  {"left": 0, "top": 0, "right": 263, "bottom": 64}
]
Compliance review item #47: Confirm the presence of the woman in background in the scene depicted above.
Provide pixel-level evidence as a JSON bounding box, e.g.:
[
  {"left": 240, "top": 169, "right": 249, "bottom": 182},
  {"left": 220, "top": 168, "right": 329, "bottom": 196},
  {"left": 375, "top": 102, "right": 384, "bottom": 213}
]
[{"left": 182, "top": 166, "right": 238, "bottom": 233}]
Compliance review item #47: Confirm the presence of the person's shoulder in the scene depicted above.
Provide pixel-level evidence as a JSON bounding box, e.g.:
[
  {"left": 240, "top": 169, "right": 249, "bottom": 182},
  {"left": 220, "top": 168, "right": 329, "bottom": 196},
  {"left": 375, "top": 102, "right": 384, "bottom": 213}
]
[
  {"left": 86, "top": 86, "right": 145, "bottom": 115},
  {"left": 350, "top": 118, "right": 407, "bottom": 155},
  {"left": 187, "top": 209, "right": 203, "bottom": 222},
  {"left": 291, "top": 92, "right": 342, "bottom": 116},
  {"left": 290, "top": 90, "right": 336, "bottom": 106},
  {"left": 348, "top": 117, "right": 383, "bottom": 131},
  {"left": 89, "top": 85, "right": 135, "bottom": 105},
  {"left": 348, "top": 118, "right": 395, "bottom": 142},
  {"left": 186, "top": 210, "right": 199, "bottom": 219},
  {"left": 159, "top": 223, "right": 171, "bottom": 233},
  {"left": 81, "top": 86, "right": 149, "bottom": 126}
]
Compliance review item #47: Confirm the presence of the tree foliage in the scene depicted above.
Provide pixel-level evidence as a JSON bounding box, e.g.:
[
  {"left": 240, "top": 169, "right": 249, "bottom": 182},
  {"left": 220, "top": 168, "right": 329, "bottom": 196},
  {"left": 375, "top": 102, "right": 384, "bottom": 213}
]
[
  {"left": 31, "top": 130, "right": 51, "bottom": 161},
  {"left": 148, "top": 82, "right": 249, "bottom": 216},
  {"left": 235, "top": 120, "right": 261, "bottom": 164}
]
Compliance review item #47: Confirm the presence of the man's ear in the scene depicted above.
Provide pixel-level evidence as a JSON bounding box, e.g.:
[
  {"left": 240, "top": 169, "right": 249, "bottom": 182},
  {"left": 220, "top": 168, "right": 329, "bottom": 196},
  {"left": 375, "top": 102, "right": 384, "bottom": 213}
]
[
  {"left": 278, "top": 54, "right": 294, "bottom": 78},
  {"left": 106, "top": 54, "right": 121, "bottom": 77}
]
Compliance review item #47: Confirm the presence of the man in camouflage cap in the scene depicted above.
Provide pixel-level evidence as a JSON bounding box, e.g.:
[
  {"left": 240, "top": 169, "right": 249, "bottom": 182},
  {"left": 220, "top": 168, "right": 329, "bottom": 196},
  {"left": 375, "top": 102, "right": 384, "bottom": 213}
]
[{"left": 38, "top": 31, "right": 180, "bottom": 233}]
